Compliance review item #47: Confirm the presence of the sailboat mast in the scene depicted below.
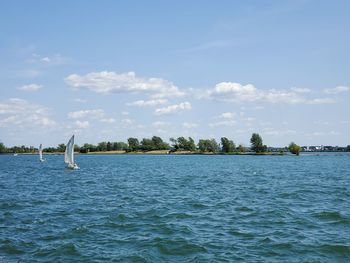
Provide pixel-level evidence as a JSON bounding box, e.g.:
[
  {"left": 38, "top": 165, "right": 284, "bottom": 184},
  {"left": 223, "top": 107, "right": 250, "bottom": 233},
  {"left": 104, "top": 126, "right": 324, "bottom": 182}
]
[{"left": 71, "top": 135, "right": 75, "bottom": 164}]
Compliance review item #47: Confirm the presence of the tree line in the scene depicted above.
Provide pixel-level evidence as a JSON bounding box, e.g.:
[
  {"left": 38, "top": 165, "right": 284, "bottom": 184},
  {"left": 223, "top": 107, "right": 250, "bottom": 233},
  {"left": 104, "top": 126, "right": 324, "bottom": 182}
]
[
  {"left": 1, "top": 134, "right": 349, "bottom": 155},
  {"left": 0, "top": 136, "right": 243, "bottom": 154}
]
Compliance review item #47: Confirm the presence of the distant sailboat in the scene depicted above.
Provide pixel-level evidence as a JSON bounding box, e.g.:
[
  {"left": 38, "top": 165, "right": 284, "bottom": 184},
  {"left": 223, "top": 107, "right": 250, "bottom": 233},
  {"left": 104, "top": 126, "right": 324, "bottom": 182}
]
[
  {"left": 64, "top": 135, "right": 79, "bottom": 169},
  {"left": 39, "top": 144, "right": 45, "bottom": 162}
]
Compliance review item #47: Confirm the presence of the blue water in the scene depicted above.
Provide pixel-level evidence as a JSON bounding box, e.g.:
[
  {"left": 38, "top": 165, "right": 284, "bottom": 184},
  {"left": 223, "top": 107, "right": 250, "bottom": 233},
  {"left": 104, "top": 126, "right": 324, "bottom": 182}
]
[{"left": 1, "top": 154, "right": 350, "bottom": 262}]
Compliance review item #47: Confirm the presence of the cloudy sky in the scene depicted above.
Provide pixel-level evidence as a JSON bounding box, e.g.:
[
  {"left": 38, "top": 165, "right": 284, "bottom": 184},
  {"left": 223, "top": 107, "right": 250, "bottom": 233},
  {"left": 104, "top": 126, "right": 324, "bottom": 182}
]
[{"left": 1, "top": 0, "right": 349, "bottom": 147}]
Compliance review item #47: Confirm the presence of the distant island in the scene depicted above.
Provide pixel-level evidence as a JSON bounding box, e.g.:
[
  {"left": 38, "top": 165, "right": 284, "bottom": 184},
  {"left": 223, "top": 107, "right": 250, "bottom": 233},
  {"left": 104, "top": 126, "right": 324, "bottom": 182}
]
[{"left": 1, "top": 133, "right": 349, "bottom": 156}]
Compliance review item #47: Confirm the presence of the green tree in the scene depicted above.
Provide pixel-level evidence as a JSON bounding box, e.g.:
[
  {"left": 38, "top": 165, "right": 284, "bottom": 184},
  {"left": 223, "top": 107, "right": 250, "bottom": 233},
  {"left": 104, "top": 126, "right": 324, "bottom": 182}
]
[
  {"left": 7, "top": 145, "right": 33, "bottom": 153},
  {"left": 209, "top": 139, "right": 220, "bottom": 152},
  {"left": 221, "top": 137, "right": 235, "bottom": 153},
  {"left": 172, "top": 137, "right": 196, "bottom": 151},
  {"left": 237, "top": 144, "right": 245, "bottom": 153},
  {"left": 57, "top": 143, "right": 66, "bottom": 152},
  {"left": 45, "top": 147, "right": 57, "bottom": 153},
  {"left": 74, "top": 145, "right": 80, "bottom": 152},
  {"left": 127, "top": 137, "right": 140, "bottom": 151},
  {"left": 198, "top": 139, "right": 219, "bottom": 153},
  {"left": 197, "top": 139, "right": 207, "bottom": 152},
  {"left": 140, "top": 138, "right": 154, "bottom": 151},
  {"left": 250, "top": 133, "right": 267, "bottom": 153},
  {"left": 177, "top": 137, "right": 188, "bottom": 150},
  {"left": 151, "top": 136, "right": 169, "bottom": 150},
  {"left": 112, "top": 142, "right": 128, "bottom": 151},
  {"left": 107, "top": 141, "right": 112, "bottom": 151},
  {"left": 119, "top": 142, "right": 128, "bottom": 151},
  {"left": 186, "top": 137, "right": 196, "bottom": 151},
  {"left": 81, "top": 143, "right": 97, "bottom": 152},
  {"left": 170, "top": 137, "right": 179, "bottom": 150},
  {"left": 139, "top": 136, "right": 169, "bottom": 151},
  {"left": 98, "top": 142, "right": 107, "bottom": 151},
  {"left": 0, "top": 142, "right": 6, "bottom": 153},
  {"left": 289, "top": 142, "right": 301, "bottom": 156}
]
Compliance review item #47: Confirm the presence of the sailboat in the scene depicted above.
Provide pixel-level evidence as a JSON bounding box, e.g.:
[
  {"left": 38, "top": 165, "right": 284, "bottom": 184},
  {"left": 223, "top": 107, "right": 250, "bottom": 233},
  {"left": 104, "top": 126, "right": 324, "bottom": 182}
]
[
  {"left": 39, "top": 144, "right": 45, "bottom": 162},
  {"left": 64, "top": 135, "right": 79, "bottom": 169}
]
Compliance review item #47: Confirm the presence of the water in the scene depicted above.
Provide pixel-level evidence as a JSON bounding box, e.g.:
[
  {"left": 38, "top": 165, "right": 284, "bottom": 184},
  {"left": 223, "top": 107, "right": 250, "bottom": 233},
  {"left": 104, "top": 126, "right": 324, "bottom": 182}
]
[{"left": 1, "top": 154, "right": 350, "bottom": 262}]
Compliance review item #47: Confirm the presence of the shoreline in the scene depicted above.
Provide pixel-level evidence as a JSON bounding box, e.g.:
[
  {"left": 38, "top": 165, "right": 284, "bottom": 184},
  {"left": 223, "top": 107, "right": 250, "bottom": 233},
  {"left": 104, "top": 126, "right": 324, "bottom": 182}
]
[
  {"left": 3, "top": 151, "right": 350, "bottom": 156},
  {"left": 2, "top": 151, "right": 285, "bottom": 156}
]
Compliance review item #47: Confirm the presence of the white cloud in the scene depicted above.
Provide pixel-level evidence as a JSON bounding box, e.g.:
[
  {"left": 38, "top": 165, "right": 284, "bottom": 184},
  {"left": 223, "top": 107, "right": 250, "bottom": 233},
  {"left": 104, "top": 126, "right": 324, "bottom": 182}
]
[
  {"left": 75, "top": 120, "right": 89, "bottom": 129},
  {"left": 0, "top": 98, "right": 56, "bottom": 129},
  {"left": 100, "top": 118, "right": 115, "bottom": 123},
  {"left": 152, "top": 121, "right": 169, "bottom": 127},
  {"left": 314, "top": 120, "right": 330, "bottom": 125},
  {"left": 263, "top": 89, "right": 306, "bottom": 104},
  {"left": 17, "top": 84, "right": 42, "bottom": 92},
  {"left": 37, "top": 117, "right": 56, "bottom": 127},
  {"left": 307, "top": 131, "right": 341, "bottom": 136},
  {"left": 74, "top": 98, "right": 87, "bottom": 103},
  {"left": 210, "top": 82, "right": 258, "bottom": 102},
  {"left": 324, "top": 86, "right": 350, "bottom": 94},
  {"left": 127, "top": 99, "right": 168, "bottom": 107},
  {"left": 209, "top": 112, "right": 237, "bottom": 127},
  {"left": 244, "top": 117, "right": 255, "bottom": 122},
  {"left": 259, "top": 121, "right": 272, "bottom": 126},
  {"left": 65, "top": 71, "right": 185, "bottom": 98},
  {"left": 156, "top": 129, "right": 167, "bottom": 134},
  {"left": 121, "top": 118, "right": 134, "bottom": 126},
  {"left": 28, "top": 53, "right": 67, "bottom": 65},
  {"left": 254, "top": 106, "right": 264, "bottom": 110},
  {"left": 209, "top": 120, "right": 236, "bottom": 127},
  {"left": 41, "top": 57, "right": 50, "bottom": 63},
  {"left": 309, "top": 132, "right": 324, "bottom": 136},
  {"left": 67, "top": 109, "right": 104, "bottom": 119},
  {"left": 262, "top": 130, "right": 280, "bottom": 136},
  {"left": 155, "top": 102, "right": 191, "bottom": 115},
  {"left": 306, "top": 98, "right": 336, "bottom": 104},
  {"left": 206, "top": 82, "right": 335, "bottom": 104},
  {"left": 262, "top": 128, "right": 297, "bottom": 136},
  {"left": 182, "top": 122, "right": 198, "bottom": 129},
  {"left": 291, "top": 87, "right": 311, "bottom": 93},
  {"left": 220, "top": 112, "right": 236, "bottom": 120}
]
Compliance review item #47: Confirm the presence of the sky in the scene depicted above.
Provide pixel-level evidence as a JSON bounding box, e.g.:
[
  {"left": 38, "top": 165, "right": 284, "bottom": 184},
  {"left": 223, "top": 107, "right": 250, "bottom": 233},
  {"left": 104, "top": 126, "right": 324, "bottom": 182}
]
[{"left": 0, "top": 0, "right": 349, "bottom": 147}]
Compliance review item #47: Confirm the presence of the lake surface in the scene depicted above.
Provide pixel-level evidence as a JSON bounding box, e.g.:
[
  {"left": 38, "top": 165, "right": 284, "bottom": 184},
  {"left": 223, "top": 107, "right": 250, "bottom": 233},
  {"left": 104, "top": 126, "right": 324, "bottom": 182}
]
[{"left": 1, "top": 154, "right": 350, "bottom": 262}]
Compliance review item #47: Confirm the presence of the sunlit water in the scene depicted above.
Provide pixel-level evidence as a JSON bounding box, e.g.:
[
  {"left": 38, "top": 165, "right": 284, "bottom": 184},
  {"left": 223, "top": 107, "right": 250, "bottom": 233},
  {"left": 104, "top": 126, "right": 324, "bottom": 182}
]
[{"left": 1, "top": 154, "right": 350, "bottom": 262}]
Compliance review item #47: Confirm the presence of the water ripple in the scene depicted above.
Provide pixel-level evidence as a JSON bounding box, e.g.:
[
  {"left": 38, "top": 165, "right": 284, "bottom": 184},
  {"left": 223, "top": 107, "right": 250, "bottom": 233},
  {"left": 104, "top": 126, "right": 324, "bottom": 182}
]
[{"left": 1, "top": 154, "right": 350, "bottom": 262}]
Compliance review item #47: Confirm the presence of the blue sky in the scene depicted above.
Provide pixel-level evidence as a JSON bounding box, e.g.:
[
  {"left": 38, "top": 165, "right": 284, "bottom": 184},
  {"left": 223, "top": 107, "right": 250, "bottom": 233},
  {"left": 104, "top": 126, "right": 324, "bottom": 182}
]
[{"left": 0, "top": 0, "right": 349, "bottom": 147}]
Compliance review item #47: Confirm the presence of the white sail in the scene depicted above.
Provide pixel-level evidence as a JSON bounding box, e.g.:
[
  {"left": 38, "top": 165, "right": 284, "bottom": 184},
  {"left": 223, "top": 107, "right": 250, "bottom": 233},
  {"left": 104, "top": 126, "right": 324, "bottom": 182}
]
[
  {"left": 64, "top": 142, "right": 69, "bottom": 164},
  {"left": 65, "top": 135, "right": 75, "bottom": 165},
  {"left": 39, "top": 143, "right": 44, "bottom": 161}
]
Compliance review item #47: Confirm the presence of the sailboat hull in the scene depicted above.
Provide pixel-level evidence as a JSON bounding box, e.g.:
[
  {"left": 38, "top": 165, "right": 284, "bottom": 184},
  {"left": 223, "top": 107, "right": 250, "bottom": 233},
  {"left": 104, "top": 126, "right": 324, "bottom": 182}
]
[{"left": 67, "top": 163, "right": 79, "bottom": 170}]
